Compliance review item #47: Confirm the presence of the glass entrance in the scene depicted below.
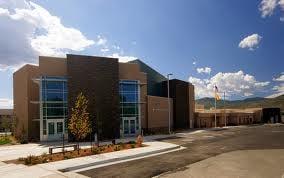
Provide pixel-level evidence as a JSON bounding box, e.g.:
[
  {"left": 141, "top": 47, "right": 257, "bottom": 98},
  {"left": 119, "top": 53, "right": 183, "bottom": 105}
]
[
  {"left": 123, "top": 117, "right": 136, "bottom": 136},
  {"left": 47, "top": 119, "right": 64, "bottom": 140}
]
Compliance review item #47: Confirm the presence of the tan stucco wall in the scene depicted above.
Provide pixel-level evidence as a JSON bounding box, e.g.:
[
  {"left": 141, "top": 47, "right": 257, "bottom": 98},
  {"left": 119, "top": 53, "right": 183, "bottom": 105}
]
[
  {"left": 194, "top": 108, "right": 263, "bottom": 128},
  {"left": 119, "top": 63, "right": 148, "bottom": 129},
  {"left": 39, "top": 56, "right": 67, "bottom": 76},
  {"left": 13, "top": 64, "right": 40, "bottom": 140},
  {"left": 147, "top": 95, "right": 173, "bottom": 131}
]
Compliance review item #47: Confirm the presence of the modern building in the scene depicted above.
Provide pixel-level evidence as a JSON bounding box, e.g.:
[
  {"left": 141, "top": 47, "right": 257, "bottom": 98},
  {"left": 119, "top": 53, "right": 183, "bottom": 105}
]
[
  {"left": 0, "top": 109, "right": 13, "bottom": 132},
  {"left": 13, "top": 55, "right": 195, "bottom": 141}
]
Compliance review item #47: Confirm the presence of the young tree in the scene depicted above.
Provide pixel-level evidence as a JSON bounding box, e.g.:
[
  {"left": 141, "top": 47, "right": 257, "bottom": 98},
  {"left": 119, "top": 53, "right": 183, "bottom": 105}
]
[{"left": 68, "top": 92, "right": 92, "bottom": 154}]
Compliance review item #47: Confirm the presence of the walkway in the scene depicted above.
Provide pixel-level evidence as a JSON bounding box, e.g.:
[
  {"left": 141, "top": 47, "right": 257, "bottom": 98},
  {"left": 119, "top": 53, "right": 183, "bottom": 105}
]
[
  {"left": 0, "top": 140, "right": 180, "bottom": 177},
  {"left": 0, "top": 134, "right": 175, "bottom": 161}
]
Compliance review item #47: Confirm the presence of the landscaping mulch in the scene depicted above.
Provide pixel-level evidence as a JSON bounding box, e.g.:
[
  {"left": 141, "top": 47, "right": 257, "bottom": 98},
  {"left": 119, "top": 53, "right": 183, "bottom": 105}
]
[{"left": 5, "top": 141, "right": 146, "bottom": 166}]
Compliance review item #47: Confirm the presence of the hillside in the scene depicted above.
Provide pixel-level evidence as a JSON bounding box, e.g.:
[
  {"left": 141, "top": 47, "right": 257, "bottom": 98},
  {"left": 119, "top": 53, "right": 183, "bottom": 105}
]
[{"left": 196, "top": 95, "right": 284, "bottom": 110}]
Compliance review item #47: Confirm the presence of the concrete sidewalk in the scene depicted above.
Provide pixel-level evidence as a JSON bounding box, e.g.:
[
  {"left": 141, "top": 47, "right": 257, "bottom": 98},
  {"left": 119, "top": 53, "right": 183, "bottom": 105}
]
[
  {"left": 0, "top": 141, "right": 180, "bottom": 177},
  {"left": 0, "top": 134, "right": 175, "bottom": 161},
  {"left": 0, "top": 163, "right": 88, "bottom": 178},
  {"left": 157, "top": 149, "right": 284, "bottom": 178},
  {"left": 38, "top": 141, "right": 180, "bottom": 172}
]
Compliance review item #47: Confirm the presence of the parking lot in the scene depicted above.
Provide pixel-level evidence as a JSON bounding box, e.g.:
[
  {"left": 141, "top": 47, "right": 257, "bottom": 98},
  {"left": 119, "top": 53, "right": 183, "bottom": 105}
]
[{"left": 79, "top": 124, "right": 284, "bottom": 178}]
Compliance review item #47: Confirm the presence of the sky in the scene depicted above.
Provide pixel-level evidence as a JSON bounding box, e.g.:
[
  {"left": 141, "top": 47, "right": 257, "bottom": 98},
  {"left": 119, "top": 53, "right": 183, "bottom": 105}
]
[{"left": 0, "top": 0, "right": 284, "bottom": 108}]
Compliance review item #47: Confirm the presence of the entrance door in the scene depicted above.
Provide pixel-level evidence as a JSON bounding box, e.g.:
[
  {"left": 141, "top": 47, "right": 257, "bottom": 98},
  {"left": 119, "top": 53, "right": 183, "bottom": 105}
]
[
  {"left": 123, "top": 117, "right": 136, "bottom": 136},
  {"left": 47, "top": 119, "right": 64, "bottom": 141}
]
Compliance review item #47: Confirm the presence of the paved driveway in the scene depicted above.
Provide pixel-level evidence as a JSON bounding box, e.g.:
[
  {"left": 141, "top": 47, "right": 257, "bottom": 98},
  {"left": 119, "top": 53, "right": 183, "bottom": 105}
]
[
  {"left": 79, "top": 124, "right": 284, "bottom": 178},
  {"left": 158, "top": 149, "right": 284, "bottom": 178}
]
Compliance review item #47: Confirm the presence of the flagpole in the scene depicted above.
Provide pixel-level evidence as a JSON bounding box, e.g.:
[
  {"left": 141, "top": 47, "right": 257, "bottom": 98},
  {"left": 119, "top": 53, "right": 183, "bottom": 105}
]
[
  {"left": 214, "top": 86, "right": 217, "bottom": 128},
  {"left": 224, "top": 91, "right": 226, "bottom": 127}
]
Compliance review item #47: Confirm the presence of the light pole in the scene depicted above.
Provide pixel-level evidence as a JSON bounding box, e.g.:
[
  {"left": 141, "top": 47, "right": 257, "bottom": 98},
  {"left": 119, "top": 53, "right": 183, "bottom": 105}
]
[
  {"left": 167, "top": 73, "right": 173, "bottom": 134},
  {"left": 224, "top": 91, "right": 226, "bottom": 127}
]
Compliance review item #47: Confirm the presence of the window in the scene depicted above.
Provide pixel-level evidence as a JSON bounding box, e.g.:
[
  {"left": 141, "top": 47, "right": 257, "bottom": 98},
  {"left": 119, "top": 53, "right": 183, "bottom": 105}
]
[
  {"left": 41, "top": 76, "right": 68, "bottom": 136},
  {"left": 48, "top": 122, "right": 54, "bottom": 135},
  {"left": 119, "top": 80, "right": 140, "bottom": 133},
  {"left": 57, "top": 122, "right": 63, "bottom": 134}
]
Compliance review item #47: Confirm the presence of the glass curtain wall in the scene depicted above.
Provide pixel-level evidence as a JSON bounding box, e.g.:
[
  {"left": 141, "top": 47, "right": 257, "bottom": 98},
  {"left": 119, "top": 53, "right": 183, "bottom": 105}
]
[
  {"left": 119, "top": 80, "right": 140, "bottom": 136},
  {"left": 40, "top": 76, "right": 68, "bottom": 138}
]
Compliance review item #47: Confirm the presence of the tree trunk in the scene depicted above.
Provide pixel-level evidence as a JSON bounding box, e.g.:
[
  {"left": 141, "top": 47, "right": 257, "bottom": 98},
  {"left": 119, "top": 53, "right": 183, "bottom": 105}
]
[{"left": 77, "top": 141, "right": 80, "bottom": 155}]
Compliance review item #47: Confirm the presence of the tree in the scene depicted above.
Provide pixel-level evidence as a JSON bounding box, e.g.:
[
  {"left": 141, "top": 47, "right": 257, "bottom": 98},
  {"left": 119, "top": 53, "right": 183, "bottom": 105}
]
[{"left": 68, "top": 92, "right": 92, "bottom": 154}]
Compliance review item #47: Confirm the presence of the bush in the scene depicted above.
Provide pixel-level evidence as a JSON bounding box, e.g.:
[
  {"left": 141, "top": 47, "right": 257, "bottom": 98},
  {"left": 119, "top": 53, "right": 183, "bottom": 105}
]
[
  {"left": 64, "top": 155, "right": 72, "bottom": 160},
  {"left": 128, "top": 141, "right": 136, "bottom": 144},
  {"left": 114, "top": 145, "right": 121, "bottom": 151},
  {"left": 24, "top": 155, "right": 40, "bottom": 165},
  {"left": 0, "top": 136, "right": 11, "bottom": 145},
  {"left": 136, "top": 135, "right": 143, "bottom": 147},
  {"left": 40, "top": 153, "right": 48, "bottom": 163},
  {"left": 20, "top": 139, "right": 28, "bottom": 144},
  {"left": 18, "top": 157, "right": 25, "bottom": 161},
  {"left": 131, "top": 144, "right": 136, "bottom": 148},
  {"left": 99, "top": 146, "right": 105, "bottom": 152},
  {"left": 92, "top": 148, "right": 99, "bottom": 154}
]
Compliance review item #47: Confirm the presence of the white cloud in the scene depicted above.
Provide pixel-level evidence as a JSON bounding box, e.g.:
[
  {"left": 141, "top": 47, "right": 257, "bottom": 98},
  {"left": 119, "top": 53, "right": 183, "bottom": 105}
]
[
  {"left": 0, "top": 98, "right": 13, "bottom": 109},
  {"left": 0, "top": 8, "right": 9, "bottom": 15},
  {"left": 96, "top": 35, "right": 107, "bottom": 46},
  {"left": 0, "top": 0, "right": 94, "bottom": 70},
  {"left": 239, "top": 34, "right": 262, "bottom": 50},
  {"left": 197, "top": 67, "right": 211, "bottom": 74},
  {"left": 100, "top": 48, "right": 110, "bottom": 53},
  {"left": 267, "top": 83, "right": 284, "bottom": 98},
  {"left": 259, "top": 0, "right": 284, "bottom": 21},
  {"left": 273, "top": 73, "right": 284, "bottom": 81},
  {"left": 272, "top": 84, "right": 284, "bottom": 91},
  {"left": 189, "top": 70, "right": 270, "bottom": 98},
  {"left": 108, "top": 53, "right": 138, "bottom": 63},
  {"left": 279, "top": 0, "right": 284, "bottom": 10},
  {"left": 268, "top": 72, "right": 284, "bottom": 98},
  {"left": 112, "top": 45, "right": 120, "bottom": 50},
  {"left": 259, "top": 0, "right": 278, "bottom": 17}
]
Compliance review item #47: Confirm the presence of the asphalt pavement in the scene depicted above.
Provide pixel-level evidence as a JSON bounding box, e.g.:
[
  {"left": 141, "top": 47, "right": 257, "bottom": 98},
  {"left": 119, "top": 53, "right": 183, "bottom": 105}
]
[{"left": 79, "top": 124, "right": 284, "bottom": 178}]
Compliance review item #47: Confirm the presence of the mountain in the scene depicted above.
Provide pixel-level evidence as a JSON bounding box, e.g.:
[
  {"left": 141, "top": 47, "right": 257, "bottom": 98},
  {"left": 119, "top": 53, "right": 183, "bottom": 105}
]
[{"left": 196, "top": 95, "right": 284, "bottom": 111}]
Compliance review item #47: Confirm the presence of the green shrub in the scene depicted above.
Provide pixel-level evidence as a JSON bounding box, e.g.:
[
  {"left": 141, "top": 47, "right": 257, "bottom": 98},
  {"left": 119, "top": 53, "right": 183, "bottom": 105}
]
[
  {"left": 64, "top": 155, "right": 72, "bottom": 160},
  {"left": 92, "top": 148, "right": 99, "bottom": 154},
  {"left": 114, "top": 145, "right": 121, "bottom": 151},
  {"left": 0, "top": 136, "right": 11, "bottom": 145},
  {"left": 128, "top": 141, "right": 136, "bottom": 144},
  {"left": 99, "top": 147, "right": 105, "bottom": 152},
  {"left": 18, "top": 157, "right": 25, "bottom": 161},
  {"left": 20, "top": 139, "right": 28, "bottom": 144},
  {"left": 40, "top": 153, "right": 48, "bottom": 163},
  {"left": 24, "top": 155, "right": 38, "bottom": 165}
]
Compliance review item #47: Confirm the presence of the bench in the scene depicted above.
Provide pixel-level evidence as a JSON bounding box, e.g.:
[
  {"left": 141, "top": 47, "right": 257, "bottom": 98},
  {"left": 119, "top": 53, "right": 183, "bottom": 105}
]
[{"left": 49, "top": 144, "right": 78, "bottom": 154}]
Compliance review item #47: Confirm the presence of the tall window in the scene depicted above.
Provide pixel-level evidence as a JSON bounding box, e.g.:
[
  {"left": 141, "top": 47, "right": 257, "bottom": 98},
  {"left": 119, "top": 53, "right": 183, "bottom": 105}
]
[
  {"left": 119, "top": 80, "right": 140, "bottom": 132},
  {"left": 41, "top": 76, "right": 68, "bottom": 135}
]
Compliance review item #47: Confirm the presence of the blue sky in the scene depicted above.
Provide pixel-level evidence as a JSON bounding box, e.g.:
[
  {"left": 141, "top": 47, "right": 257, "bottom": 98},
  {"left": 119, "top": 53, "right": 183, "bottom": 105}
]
[{"left": 0, "top": 0, "right": 284, "bottom": 108}]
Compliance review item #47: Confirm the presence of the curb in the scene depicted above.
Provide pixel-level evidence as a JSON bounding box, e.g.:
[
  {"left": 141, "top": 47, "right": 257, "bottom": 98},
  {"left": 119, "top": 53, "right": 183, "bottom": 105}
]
[{"left": 60, "top": 145, "right": 181, "bottom": 172}]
